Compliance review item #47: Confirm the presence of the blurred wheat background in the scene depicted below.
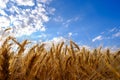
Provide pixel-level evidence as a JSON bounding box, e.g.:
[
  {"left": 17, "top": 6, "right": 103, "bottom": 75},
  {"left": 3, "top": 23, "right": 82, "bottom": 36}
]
[{"left": 0, "top": 35, "right": 120, "bottom": 80}]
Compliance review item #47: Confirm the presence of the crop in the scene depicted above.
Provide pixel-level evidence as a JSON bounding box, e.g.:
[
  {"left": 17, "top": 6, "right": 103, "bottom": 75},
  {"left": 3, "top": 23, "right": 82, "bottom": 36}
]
[{"left": 0, "top": 36, "right": 120, "bottom": 80}]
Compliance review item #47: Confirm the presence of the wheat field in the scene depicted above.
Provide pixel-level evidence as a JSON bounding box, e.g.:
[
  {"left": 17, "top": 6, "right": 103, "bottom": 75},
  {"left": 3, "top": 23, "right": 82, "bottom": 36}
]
[{"left": 0, "top": 36, "right": 120, "bottom": 80}]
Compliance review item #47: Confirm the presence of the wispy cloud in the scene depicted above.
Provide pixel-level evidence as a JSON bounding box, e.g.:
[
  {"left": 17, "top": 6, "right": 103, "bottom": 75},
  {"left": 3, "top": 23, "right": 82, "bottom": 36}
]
[
  {"left": 93, "top": 27, "right": 120, "bottom": 42},
  {"left": 48, "top": 7, "right": 56, "bottom": 15},
  {"left": 0, "top": 0, "right": 53, "bottom": 38},
  {"left": 74, "top": 16, "right": 80, "bottom": 21},
  {"left": 63, "top": 19, "right": 72, "bottom": 28},
  {"left": 37, "top": 34, "right": 47, "bottom": 38},
  {"left": 53, "top": 16, "right": 63, "bottom": 22},
  {"left": 92, "top": 35, "right": 102, "bottom": 42},
  {"left": 53, "top": 16, "right": 80, "bottom": 27},
  {"left": 109, "top": 27, "right": 117, "bottom": 32},
  {"left": 113, "top": 32, "right": 120, "bottom": 37},
  {"left": 63, "top": 16, "right": 80, "bottom": 28}
]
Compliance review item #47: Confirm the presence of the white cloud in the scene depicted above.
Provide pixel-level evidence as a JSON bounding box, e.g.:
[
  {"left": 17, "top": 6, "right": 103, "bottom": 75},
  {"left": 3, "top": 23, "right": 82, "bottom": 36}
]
[
  {"left": 48, "top": 8, "right": 56, "bottom": 15},
  {"left": 66, "top": 19, "right": 72, "bottom": 23},
  {"left": 0, "top": 16, "right": 10, "bottom": 27},
  {"left": 113, "top": 32, "right": 120, "bottom": 37},
  {"left": 39, "top": 0, "right": 52, "bottom": 4},
  {"left": 15, "top": 0, "right": 34, "bottom": 6},
  {"left": 43, "top": 36, "right": 67, "bottom": 49},
  {"left": 92, "top": 35, "right": 102, "bottom": 42},
  {"left": 109, "top": 27, "right": 120, "bottom": 38},
  {"left": 109, "top": 27, "right": 117, "bottom": 32},
  {"left": 40, "top": 0, "right": 47, "bottom": 3},
  {"left": 37, "top": 34, "right": 47, "bottom": 38},
  {"left": 74, "top": 16, "right": 79, "bottom": 21},
  {"left": 0, "top": 0, "right": 52, "bottom": 37},
  {"left": 0, "top": 9, "right": 7, "bottom": 16},
  {"left": 53, "top": 16, "right": 63, "bottom": 22},
  {"left": 68, "top": 32, "right": 72, "bottom": 37},
  {"left": 80, "top": 45, "right": 91, "bottom": 50},
  {"left": 63, "top": 19, "right": 71, "bottom": 28},
  {"left": 51, "top": 36, "right": 67, "bottom": 44},
  {"left": 63, "top": 17, "right": 79, "bottom": 28},
  {"left": 40, "top": 27, "right": 46, "bottom": 31},
  {"left": 0, "top": 0, "right": 8, "bottom": 9},
  {"left": 91, "top": 27, "right": 120, "bottom": 42}
]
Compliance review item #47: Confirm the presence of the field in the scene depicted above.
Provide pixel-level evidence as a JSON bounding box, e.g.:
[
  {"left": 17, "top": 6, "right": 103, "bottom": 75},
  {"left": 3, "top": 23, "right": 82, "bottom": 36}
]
[{"left": 0, "top": 36, "right": 120, "bottom": 80}]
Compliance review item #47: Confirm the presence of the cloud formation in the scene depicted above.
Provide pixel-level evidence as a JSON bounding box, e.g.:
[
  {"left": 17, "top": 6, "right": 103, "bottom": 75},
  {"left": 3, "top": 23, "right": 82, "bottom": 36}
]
[
  {"left": 0, "top": 0, "right": 52, "bottom": 37},
  {"left": 68, "top": 32, "right": 72, "bottom": 37},
  {"left": 15, "top": 0, "right": 34, "bottom": 6},
  {"left": 43, "top": 36, "right": 67, "bottom": 49},
  {"left": 53, "top": 16, "right": 63, "bottom": 22},
  {"left": 92, "top": 27, "right": 120, "bottom": 42},
  {"left": 63, "top": 17, "right": 79, "bottom": 28},
  {"left": 113, "top": 32, "right": 120, "bottom": 37},
  {"left": 92, "top": 35, "right": 102, "bottom": 42}
]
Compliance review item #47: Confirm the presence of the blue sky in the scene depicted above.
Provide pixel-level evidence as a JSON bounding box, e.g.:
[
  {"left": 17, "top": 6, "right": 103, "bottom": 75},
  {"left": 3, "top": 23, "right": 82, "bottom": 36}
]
[{"left": 0, "top": 0, "right": 120, "bottom": 49}]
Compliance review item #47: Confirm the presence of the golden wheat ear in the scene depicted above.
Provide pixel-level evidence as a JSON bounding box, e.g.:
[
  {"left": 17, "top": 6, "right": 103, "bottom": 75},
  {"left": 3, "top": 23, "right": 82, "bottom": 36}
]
[
  {"left": 0, "top": 33, "right": 120, "bottom": 80},
  {"left": 0, "top": 37, "right": 12, "bottom": 80}
]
